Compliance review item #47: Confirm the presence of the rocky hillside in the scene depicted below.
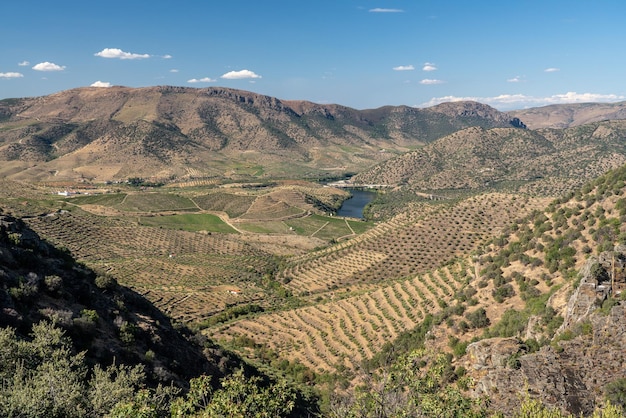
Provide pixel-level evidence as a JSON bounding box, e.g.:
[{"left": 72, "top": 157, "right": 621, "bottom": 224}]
[
  {"left": 509, "top": 101, "right": 626, "bottom": 129},
  {"left": 0, "top": 87, "right": 522, "bottom": 183},
  {"left": 353, "top": 119, "right": 626, "bottom": 195},
  {"left": 454, "top": 165, "right": 626, "bottom": 415},
  {"left": 467, "top": 256, "right": 626, "bottom": 415}
]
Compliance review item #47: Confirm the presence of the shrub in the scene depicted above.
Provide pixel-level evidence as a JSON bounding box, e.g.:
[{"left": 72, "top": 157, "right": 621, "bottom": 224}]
[
  {"left": 492, "top": 284, "right": 515, "bottom": 303},
  {"left": 466, "top": 308, "right": 490, "bottom": 329},
  {"left": 119, "top": 321, "right": 137, "bottom": 345},
  {"left": 45, "top": 275, "right": 63, "bottom": 292},
  {"left": 605, "top": 378, "right": 626, "bottom": 409},
  {"left": 95, "top": 274, "right": 116, "bottom": 290}
]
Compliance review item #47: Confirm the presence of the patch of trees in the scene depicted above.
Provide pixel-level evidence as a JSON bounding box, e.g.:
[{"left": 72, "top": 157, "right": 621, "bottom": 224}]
[
  {"left": 0, "top": 321, "right": 310, "bottom": 417},
  {"left": 126, "top": 177, "right": 164, "bottom": 187},
  {"left": 193, "top": 304, "right": 264, "bottom": 330}
]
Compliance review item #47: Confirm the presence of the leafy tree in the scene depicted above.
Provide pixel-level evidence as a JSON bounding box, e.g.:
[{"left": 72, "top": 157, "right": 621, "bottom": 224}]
[
  {"left": 0, "top": 322, "right": 87, "bottom": 418},
  {"left": 171, "top": 369, "right": 296, "bottom": 418},
  {"left": 330, "top": 349, "right": 486, "bottom": 417},
  {"left": 88, "top": 363, "right": 149, "bottom": 415},
  {"left": 466, "top": 308, "right": 490, "bottom": 329}
]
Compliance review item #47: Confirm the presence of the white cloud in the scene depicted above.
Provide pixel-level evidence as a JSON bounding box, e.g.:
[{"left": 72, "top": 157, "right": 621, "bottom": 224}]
[
  {"left": 221, "top": 69, "right": 262, "bottom": 79},
  {"left": 507, "top": 76, "right": 525, "bottom": 83},
  {"left": 170, "top": 69, "right": 179, "bottom": 73},
  {"left": 422, "top": 63, "right": 437, "bottom": 71},
  {"left": 187, "top": 77, "right": 216, "bottom": 83},
  {"left": 18, "top": 61, "right": 30, "bottom": 66},
  {"left": 94, "top": 48, "right": 150, "bottom": 60},
  {"left": 369, "top": 8, "right": 404, "bottom": 12},
  {"left": 420, "top": 79, "right": 444, "bottom": 85},
  {"left": 0, "top": 72, "right": 24, "bottom": 79},
  {"left": 90, "top": 81, "right": 111, "bottom": 87},
  {"left": 32, "top": 62, "right": 66, "bottom": 71},
  {"left": 393, "top": 65, "right": 414, "bottom": 71},
  {"left": 419, "top": 92, "right": 626, "bottom": 110},
  {"left": 544, "top": 67, "right": 560, "bottom": 72},
  {"left": 162, "top": 54, "right": 172, "bottom": 59}
]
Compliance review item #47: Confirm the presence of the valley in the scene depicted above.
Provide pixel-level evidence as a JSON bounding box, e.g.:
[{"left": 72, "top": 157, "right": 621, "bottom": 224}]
[{"left": 1, "top": 87, "right": 626, "bottom": 416}]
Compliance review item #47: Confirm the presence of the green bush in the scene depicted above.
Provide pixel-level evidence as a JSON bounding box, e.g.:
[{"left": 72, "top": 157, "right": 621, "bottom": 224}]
[
  {"left": 466, "top": 308, "right": 490, "bottom": 329},
  {"left": 605, "top": 378, "right": 626, "bottom": 409}
]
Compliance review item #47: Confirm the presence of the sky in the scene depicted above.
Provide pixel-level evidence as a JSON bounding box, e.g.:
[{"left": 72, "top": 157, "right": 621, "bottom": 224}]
[{"left": 1, "top": 0, "right": 625, "bottom": 111}]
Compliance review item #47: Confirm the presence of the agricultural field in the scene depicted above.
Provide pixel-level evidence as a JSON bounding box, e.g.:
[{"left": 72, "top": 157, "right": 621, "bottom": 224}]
[
  {"left": 139, "top": 213, "right": 237, "bottom": 233},
  {"left": 198, "top": 192, "right": 552, "bottom": 375},
  {"left": 211, "top": 261, "right": 472, "bottom": 372},
  {"left": 8, "top": 180, "right": 372, "bottom": 326},
  {"left": 3, "top": 178, "right": 552, "bottom": 379},
  {"left": 276, "top": 193, "right": 550, "bottom": 296}
]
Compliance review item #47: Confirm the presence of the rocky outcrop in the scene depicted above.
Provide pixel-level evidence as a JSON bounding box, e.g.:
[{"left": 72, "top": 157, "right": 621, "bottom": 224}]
[
  {"left": 557, "top": 257, "right": 607, "bottom": 333},
  {"left": 467, "top": 253, "right": 626, "bottom": 415},
  {"left": 469, "top": 341, "right": 597, "bottom": 415},
  {"left": 466, "top": 337, "right": 526, "bottom": 370}
]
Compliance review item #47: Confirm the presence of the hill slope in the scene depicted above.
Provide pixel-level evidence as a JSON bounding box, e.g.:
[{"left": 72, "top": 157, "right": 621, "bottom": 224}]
[
  {"left": 353, "top": 120, "right": 626, "bottom": 195},
  {"left": 508, "top": 101, "right": 626, "bottom": 129},
  {"left": 0, "top": 210, "right": 241, "bottom": 387},
  {"left": 0, "top": 87, "right": 522, "bottom": 182}
]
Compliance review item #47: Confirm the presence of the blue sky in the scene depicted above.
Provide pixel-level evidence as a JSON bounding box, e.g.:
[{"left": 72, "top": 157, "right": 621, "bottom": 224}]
[{"left": 1, "top": 0, "right": 625, "bottom": 110}]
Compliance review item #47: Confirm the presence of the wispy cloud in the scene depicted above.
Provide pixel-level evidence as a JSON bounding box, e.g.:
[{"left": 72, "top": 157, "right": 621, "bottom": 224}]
[
  {"left": 170, "top": 69, "right": 179, "bottom": 73},
  {"left": 369, "top": 8, "right": 404, "bottom": 13},
  {"left": 90, "top": 81, "right": 111, "bottom": 87},
  {"left": 162, "top": 54, "right": 172, "bottom": 59},
  {"left": 94, "top": 48, "right": 150, "bottom": 60},
  {"left": 221, "top": 69, "right": 262, "bottom": 79},
  {"left": 18, "top": 61, "right": 30, "bottom": 67},
  {"left": 393, "top": 65, "right": 414, "bottom": 71},
  {"left": 32, "top": 62, "right": 66, "bottom": 71},
  {"left": 422, "top": 62, "right": 437, "bottom": 71},
  {"left": 0, "top": 72, "right": 24, "bottom": 79},
  {"left": 419, "top": 92, "right": 626, "bottom": 110},
  {"left": 507, "top": 75, "right": 525, "bottom": 83},
  {"left": 187, "top": 77, "right": 216, "bottom": 83},
  {"left": 544, "top": 67, "right": 560, "bottom": 73},
  {"left": 420, "top": 79, "right": 444, "bottom": 85}
]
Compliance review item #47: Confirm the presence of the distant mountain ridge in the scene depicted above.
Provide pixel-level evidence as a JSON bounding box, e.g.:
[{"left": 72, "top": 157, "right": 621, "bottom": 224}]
[
  {"left": 508, "top": 101, "right": 626, "bottom": 129},
  {"left": 0, "top": 86, "right": 522, "bottom": 182}
]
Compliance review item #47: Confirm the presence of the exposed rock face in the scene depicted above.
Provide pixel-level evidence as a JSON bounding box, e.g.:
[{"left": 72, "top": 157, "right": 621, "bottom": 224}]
[
  {"left": 467, "top": 337, "right": 525, "bottom": 370},
  {"left": 469, "top": 341, "right": 597, "bottom": 415},
  {"left": 468, "top": 253, "right": 626, "bottom": 416},
  {"left": 558, "top": 257, "right": 607, "bottom": 333}
]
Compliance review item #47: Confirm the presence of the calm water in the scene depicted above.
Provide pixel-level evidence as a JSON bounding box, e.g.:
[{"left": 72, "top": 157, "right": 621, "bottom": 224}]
[{"left": 336, "top": 189, "right": 376, "bottom": 219}]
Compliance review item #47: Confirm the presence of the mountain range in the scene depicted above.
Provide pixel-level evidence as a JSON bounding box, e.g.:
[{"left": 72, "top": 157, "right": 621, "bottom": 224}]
[{"left": 0, "top": 86, "right": 522, "bottom": 183}]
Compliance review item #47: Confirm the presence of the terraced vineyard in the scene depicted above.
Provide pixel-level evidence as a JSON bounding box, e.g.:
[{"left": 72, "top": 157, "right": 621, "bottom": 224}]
[
  {"left": 12, "top": 181, "right": 369, "bottom": 325},
  {"left": 211, "top": 261, "right": 472, "bottom": 372},
  {"left": 9, "top": 181, "right": 552, "bottom": 377},
  {"left": 203, "top": 192, "right": 552, "bottom": 373},
  {"left": 24, "top": 210, "right": 272, "bottom": 322},
  {"left": 277, "top": 193, "right": 551, "bottom": 295}
]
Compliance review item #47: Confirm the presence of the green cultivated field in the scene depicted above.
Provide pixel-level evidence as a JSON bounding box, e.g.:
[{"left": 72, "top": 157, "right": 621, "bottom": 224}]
[
  {"left": 68, "top": 193, "right": 127, "bottom": 206},
  {"left": 139, "top": 213, "right": 237, "bottom": 233},
  {"left": 117, "top": 193, "right": 198, "bottom": 212}
]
